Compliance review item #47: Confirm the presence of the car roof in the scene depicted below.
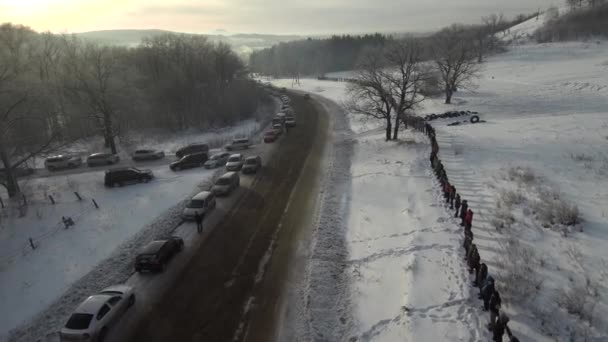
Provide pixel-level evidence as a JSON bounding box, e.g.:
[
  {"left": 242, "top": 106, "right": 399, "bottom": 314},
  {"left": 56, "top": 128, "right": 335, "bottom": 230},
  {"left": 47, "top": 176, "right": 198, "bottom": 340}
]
[
  {"left": 245, "top": 156, "right": 259, "bottom": 161},
  {"left": 228, "top": 154, "right": 242, "bottom": 158},
  {"left": 140, "top": 240, "right": 167, "bottom": 254},
  {"left": 220, "top": 172, "right": 236, "bottom": 179},
  {"left": 100, "top": 284, "right": 131, "bottom": 295},
  {"left": 89, "top": 153, "right": 109, "bottom": 157},
  {"left": 192, "top": 191, "right": 212, "bottom": 201},
  {"left": 135, "top": 149, "right": 152, "bottom": 153},
  {"left": 75, "top": 294, "right": 112, "bottom": 314}
]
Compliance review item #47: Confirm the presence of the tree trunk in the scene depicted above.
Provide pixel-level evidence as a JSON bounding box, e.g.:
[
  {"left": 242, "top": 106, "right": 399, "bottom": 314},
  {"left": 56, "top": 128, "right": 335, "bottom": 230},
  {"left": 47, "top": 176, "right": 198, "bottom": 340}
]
[
  {"left": 385, "top": 117, "right": 392, "bottom": 141},
  {"left": 393, "top": 114, "right": 401, "bottom": 140},
  {"left": 103, "top": 111, "right": 117, "bottom": 154},
  {"left": 0, "top": 147, "right": 20, "bottom": 197},
  {"left": 445, "top": 86, "right": 453, "bottom": 104}
]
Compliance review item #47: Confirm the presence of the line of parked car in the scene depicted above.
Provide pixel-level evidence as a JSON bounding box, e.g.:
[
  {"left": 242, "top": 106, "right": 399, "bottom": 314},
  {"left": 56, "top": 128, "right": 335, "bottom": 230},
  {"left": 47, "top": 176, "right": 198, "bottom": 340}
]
[{"left": 58, "top": 94, "right": 296, "bottom": 342}]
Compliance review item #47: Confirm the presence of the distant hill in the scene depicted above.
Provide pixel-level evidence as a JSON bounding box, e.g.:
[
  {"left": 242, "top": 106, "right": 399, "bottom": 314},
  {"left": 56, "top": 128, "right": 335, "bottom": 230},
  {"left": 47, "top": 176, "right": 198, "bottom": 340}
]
[{"left": 74, "top": 29, "right": 304, "bottom": 55}]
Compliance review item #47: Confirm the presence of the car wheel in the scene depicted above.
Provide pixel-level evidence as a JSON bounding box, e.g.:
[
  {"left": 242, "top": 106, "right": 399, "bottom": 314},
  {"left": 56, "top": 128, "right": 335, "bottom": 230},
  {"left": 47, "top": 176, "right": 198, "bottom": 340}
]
[
  {"left": 174, "top": 166, "right": 180, "bottom": 171},
  {"left": 98, "top": 327, "right": 108, "bottom": 342},
  {"left": 142, "top": 177, "right": 150, "bottom": 183},
  {"left": 128, "top": 294, "right": 136, "bottom": 307}
]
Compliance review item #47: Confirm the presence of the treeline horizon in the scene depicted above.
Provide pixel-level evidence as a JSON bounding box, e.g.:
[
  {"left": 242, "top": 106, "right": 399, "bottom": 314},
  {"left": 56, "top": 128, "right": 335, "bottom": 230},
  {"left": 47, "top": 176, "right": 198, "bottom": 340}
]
[{"left": 249, "top": 13, "right": 538, "bottom": 77}]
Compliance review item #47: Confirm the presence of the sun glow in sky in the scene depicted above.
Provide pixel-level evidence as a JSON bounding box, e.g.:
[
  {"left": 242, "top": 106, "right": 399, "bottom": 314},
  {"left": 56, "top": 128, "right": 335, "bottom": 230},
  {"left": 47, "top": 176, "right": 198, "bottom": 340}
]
[{"left": 1, "top": 0, "right": 561, "bottom": 34}]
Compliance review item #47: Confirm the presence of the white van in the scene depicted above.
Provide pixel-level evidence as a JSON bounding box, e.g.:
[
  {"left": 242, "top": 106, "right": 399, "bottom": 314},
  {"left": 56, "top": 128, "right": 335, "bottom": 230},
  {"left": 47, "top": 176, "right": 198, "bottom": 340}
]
[{"left": 182, "top": 191, "right": 216, "bottom": 220}]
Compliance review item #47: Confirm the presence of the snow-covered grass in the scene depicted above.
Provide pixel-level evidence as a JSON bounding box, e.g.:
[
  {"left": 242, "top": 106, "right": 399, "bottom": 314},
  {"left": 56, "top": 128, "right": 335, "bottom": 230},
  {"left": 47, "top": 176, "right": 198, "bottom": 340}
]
[{"left": 421, "top": 39, "right": 608, "bottom": 340}]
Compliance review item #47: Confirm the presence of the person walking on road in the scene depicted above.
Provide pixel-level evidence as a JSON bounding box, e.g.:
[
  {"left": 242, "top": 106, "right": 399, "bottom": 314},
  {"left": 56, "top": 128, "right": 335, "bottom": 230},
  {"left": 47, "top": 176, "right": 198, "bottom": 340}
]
[
  {"left": 454, "top": 194, "right": 461, "bottom": 217},
  {"left": 194, "top": 211, "right": 203, "bottom": 233},
  {"left": 475, "top": 262, "right": 488, "bottom": 288},
  {"left": 450, "top": 185, "right": 456, "bottom": 208}
]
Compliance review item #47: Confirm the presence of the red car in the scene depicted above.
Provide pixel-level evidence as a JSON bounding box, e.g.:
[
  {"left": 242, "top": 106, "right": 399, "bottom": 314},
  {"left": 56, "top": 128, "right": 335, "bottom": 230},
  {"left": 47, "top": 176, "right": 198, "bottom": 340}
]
[{"left": 264, "top": 130, "right": 279, "bottom": 143}]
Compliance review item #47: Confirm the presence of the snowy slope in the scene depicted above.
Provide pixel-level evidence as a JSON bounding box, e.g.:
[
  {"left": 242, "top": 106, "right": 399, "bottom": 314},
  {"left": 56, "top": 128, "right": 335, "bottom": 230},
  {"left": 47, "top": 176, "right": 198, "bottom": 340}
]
[{"left": 421, "top": 41, "right": 608, "bottom": 340}]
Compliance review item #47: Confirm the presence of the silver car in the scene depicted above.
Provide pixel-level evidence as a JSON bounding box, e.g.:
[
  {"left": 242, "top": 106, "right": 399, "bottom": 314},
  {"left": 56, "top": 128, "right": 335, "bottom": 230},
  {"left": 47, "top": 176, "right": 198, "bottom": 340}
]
[
  {"left": 131, "top": 149, "right": 165, "bottom": 161},
  {"left": 225, "top": 154, "right": 244, "bottom": 171},
  {"left": 87, "top": 153, "right": 120, "bottom": 167},
  {"left": 204, "top": 152, "right": 230, "bottom": 169},
  {"left": 60, "top": 285, "right": 135, "bottom": 342},
  {"left": 45, "top": 154, "right": 82, "bottom": 171}
]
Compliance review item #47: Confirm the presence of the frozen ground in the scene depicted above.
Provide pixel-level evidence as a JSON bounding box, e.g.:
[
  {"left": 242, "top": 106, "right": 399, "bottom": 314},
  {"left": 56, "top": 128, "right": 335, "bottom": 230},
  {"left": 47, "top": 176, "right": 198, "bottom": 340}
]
[{"left": 272, "top": 35, "right": 608, "bottom": 341}]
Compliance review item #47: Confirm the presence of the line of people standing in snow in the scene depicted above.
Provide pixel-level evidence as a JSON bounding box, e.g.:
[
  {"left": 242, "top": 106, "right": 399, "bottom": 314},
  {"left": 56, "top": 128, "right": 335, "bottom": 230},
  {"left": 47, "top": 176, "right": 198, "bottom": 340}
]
[{"left": 406, "top": 116, "right": 519, "bottom": 342}]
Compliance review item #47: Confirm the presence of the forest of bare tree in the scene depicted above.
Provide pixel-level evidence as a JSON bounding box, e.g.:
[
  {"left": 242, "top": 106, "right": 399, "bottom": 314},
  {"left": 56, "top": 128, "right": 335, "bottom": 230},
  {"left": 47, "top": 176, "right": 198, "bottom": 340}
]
[{"left": 0, "top": 23, "right": 265, "bottom": 197}]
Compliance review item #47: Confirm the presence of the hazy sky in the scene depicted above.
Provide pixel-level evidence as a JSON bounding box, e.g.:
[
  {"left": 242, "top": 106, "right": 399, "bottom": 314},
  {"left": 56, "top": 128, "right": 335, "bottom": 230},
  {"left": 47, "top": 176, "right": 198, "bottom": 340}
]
[{"left": 1, "top": 0, "right": 562, "bottom": 35}]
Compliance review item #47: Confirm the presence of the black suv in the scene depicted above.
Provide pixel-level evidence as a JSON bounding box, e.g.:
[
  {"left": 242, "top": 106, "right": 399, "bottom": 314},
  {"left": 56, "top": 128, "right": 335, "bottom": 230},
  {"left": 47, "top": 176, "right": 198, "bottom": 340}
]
[
  {"left": 135, "top": 237, "right": 184, "bottom": 272},
  {"left": 170, "top": 152, "right": 208, "bottom": 171},
  {"left": 104, "top": 167, "right": 153, "bottom": 187},
  {"left": 175, "top": 143, "right": 209, "bottom": 159}
]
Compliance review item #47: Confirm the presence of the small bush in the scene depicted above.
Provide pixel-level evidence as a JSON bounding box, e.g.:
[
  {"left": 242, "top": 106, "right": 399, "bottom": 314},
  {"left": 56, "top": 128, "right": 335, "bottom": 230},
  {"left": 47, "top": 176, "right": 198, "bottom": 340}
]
[
  {"left": 498, "top": 189, "right": 525, "bottom": 208},
  {"left": 570, "top": 153, "right": 594, "bottom": 162},
  {"left": 532, "top": 193, "right": 581, "bottom": 227},
  {"left": 496, "top": 236, "right": 542, "bottom": 301},
  {"left": 507, "top": 166, "right": 536, "bottom": 184},
  {"left": 557, "top": 277, "right": 599, "bottom": 324}
]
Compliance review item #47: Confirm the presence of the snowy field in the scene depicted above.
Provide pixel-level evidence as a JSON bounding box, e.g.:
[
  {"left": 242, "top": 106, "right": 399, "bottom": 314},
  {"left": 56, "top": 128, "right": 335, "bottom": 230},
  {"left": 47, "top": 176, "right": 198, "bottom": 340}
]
[
  {"left": 0, "top": 105, "right": 277, "bottom": 340},
  {"left": 272, "top": 36, "right": 608, "bottom": 341}
]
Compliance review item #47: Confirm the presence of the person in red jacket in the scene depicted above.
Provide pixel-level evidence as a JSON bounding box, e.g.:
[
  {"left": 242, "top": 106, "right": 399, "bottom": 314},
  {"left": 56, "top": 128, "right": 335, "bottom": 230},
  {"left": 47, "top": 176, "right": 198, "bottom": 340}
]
[{"left": 465, "top": 209, "right": 474, "bottom": 230}]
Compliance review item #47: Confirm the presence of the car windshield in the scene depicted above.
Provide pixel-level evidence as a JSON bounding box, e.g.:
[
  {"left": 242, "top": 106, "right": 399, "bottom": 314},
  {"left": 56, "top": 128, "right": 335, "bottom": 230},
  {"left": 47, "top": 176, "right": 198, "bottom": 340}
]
[
  {"left": 228, "top": 156, "right": 240, "bottom": 162},
  {"left": 210, "top": 154, "right": 221, "bottom": 160},
  {"left": 246, "top": 159, "right": 257, "bottom": 165},
  {"left": 216, "top": 178, "right": 230, "bottom": 185},
  {"left": 135, "top": 150, "right": 150, "bottom": 154},
  {"left": 187, "top": 200, "right": 205, "bottom": 208},
  {"left": 65, "top": 313, "right": 93, "bottom": 330},
  {"left": 47, "top": 156, "right": 65, "bottom": 162}
]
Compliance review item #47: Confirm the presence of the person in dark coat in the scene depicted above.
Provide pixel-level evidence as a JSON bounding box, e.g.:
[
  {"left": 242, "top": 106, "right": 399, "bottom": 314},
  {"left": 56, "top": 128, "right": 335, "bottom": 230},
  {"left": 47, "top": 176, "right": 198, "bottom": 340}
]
[
  {"left": 194, "top": 211, "right": 203, "bottom": 233},
  {"left": 454, "top": 194, "right": 461, "bottom": 217},
  {"left": 463, "top": 230, "right": 473, "bottom": 256},
  {"left": 460, "top": 200, "right": 468, "bottom": 226},
  {"left": 493, "top": 313, "right": 512, "bottom": 342},
  {"left": 481, "top": 277, "right": 495, "bottom": 311},
  {"left": 488, "top": 290, "right": 502, "bottom": 331},
  {"left": 444, "top": 182, "right": 451, "bottom": 202},
  {"left": 467, "top": 244, "right": 479, "bottom": 273},
  {"left": 471, "top": 248, "right": 480, "bottom": 277},
  {"left": 465, "top": 209, "right": 474, "bottom": 230},
  {"left": 450, "top": 185, "right": 456, "bottom": 208},
  {"left": 475, "top": 263, "right": 488, "bottom": 287}
]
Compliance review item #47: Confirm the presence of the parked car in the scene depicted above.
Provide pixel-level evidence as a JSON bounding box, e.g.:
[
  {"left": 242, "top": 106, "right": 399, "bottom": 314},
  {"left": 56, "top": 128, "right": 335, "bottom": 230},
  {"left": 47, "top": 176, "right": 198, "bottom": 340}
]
[
  {"left": 182, "top": 191, "right": 216, "bottom": 219},
  {"left": 204, "top": 152, "right": 230, "bottom": 169},
  {"left": 104, "top": 168, "right": 153, "bottom": 187},
  {"left": 175, "top": 143, "right": 209, "bottom": 159},
  {"left": 285, "top": 116, "right": 296, "bottom": 127},
  {"left": 264, "top": 130, "right": 279, "bottom": 143},
  {"left": 45, "top": 154, "right": 82, "bottom": 171},
  {"left": 135, "top": 237, "right": 184, "bottom": 272},
  {"left": 131, "top": 149, "right": 165, "bottom": 161},
  {"left": 225, "top": 154, "right": 244, "bottom": 171},
  {"left": 272, "top": 117, "right": 285, "bottom": 126},
  {"left": 303, "top": 93, "right": 311, "bottom": 100},
  {"left": 272, "top": 123, "right": 284, "bottom": 134},
  {"left": 242, "top": 156, "right": 262, "bottom": 174},
  {"left": 212, "top": 172, "right": 240, "bottom": 196},
  {"left": 225, "top": 138, "right": 251, "bottom": 151},
  {"left": 60, "top": 285, "right": 135, "bottom": 342},
  {"left": 87, "top": 153, "right": 119, "bottom": 167},
  {"left": 170, "top": 152, "right": 208, "bottom": 171}
]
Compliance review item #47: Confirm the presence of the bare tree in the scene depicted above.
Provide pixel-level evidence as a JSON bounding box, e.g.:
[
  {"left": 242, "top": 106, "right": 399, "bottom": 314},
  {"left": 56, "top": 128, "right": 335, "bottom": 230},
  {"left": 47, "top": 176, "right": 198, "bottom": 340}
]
[
  {"left": 383, "top": 39, "right": 427, "bottom": 139},
  {"left": 61, "top": 37, "right": 129, "bottom": 154},
  {"left": 345, "top": 39, "right": 426, "bottom": 140},
  {"left": 431, "top": 25, "right": 481, "bottom": 104},
  {"left": 345, "top": 50, "right": 394, "bottom": 141},
  {"left": 0, "top": 24, "right": 61, "bottom": 197}
]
